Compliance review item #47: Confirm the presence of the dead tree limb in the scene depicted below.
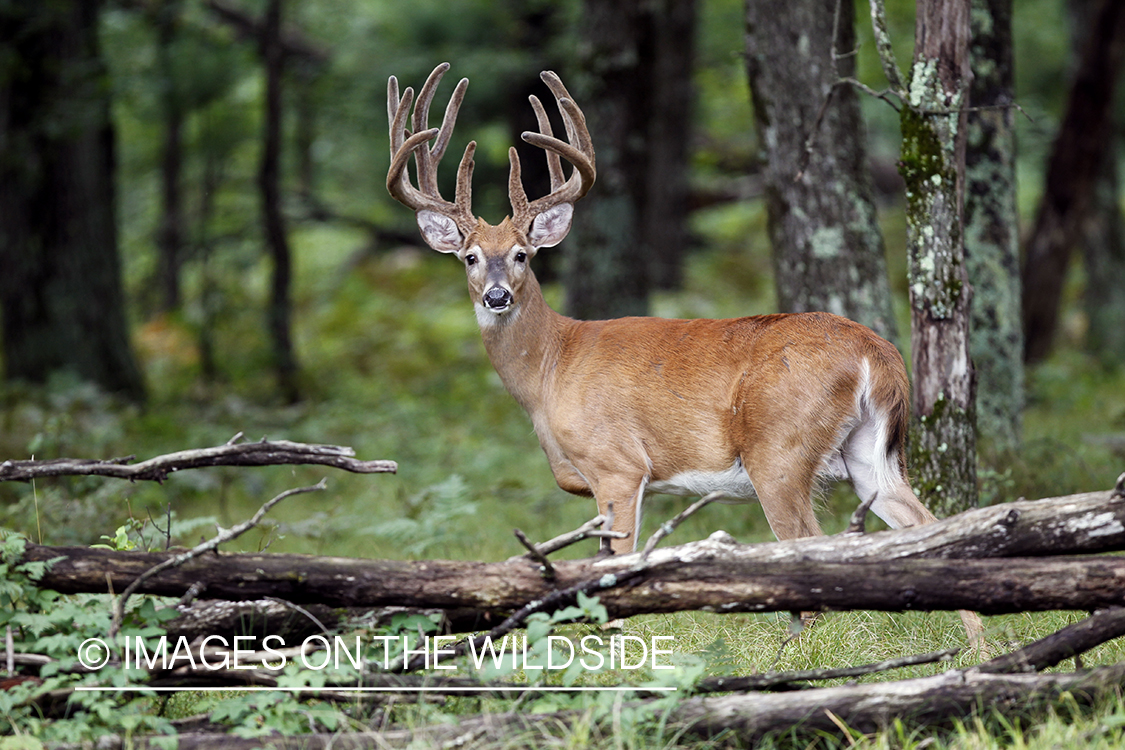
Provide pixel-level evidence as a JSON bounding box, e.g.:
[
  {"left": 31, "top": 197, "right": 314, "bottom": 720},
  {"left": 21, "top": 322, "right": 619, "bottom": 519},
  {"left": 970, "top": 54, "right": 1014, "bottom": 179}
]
[
  {"left": 62, "top": 664, "right": 1125, "bottom": 750},
  {"left": 109, "top": 481, "right": 327, "bottom": 637},
  {"left": 978, "top": 606, "right": 1125, "bottom": 674},
  {"left": 19, "top": 485, "right": 1125, "bottom": 621},
  {"left": 0, "top": 437, "right": 397, "bottom": 483},
  {"left": 22, "top": 543, "right": 1125, "bottom": 622},
  {"left": 693, "top": 647, "right": 960, "bottom": 693},
  {"left": 670, "top": 662, "right": 1125, "bottom": 743}
]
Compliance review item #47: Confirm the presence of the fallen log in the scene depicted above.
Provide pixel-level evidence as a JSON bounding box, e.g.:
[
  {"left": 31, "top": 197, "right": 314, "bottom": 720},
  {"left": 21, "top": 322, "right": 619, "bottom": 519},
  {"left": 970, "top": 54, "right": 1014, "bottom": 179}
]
[
  {"left": 19, "top": 542, "right": 1125, "bottom": 620},
  {"left": 670, "top": 662, "right": 1125, "bottom": 743},
  {"left": 16, "top": 484, "right": 1125, "bottom": 629},
  {"left": 48, "top": 664, "right": 1125, "bottom": 750}
]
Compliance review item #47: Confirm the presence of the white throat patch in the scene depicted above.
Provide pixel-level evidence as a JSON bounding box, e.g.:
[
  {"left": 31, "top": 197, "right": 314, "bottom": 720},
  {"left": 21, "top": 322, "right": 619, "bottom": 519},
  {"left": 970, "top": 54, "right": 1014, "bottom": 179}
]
[{"left": 475, "top": 302, "right": 518, "bottom": 329}]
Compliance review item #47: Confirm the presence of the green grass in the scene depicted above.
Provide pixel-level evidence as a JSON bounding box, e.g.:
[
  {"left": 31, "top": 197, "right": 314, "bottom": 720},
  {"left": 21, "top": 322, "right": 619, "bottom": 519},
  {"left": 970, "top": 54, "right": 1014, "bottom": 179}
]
[{"left": 2, "top": 219, "right": 1124, "bottom": 746}]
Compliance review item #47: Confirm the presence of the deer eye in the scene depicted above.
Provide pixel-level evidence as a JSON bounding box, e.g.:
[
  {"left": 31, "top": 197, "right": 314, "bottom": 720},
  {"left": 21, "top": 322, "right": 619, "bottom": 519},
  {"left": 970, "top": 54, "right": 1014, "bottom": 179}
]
[
  {"left": 514, "top": 251, "right": 527, "bottom": 263},
  {"left": 465, "top": 253, "right": 478, "bottom": 266}
]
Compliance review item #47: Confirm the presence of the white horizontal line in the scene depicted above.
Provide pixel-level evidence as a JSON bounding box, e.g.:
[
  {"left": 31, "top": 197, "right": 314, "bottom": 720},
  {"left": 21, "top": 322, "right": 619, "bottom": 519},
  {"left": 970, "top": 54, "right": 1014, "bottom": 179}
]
[{"left": 74, "top": 685, "right": 676, "bottom": 693}]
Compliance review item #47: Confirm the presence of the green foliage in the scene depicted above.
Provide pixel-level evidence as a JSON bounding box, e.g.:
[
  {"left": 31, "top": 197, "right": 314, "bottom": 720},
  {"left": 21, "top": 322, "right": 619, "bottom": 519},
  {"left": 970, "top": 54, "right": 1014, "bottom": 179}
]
[
  {"left": 0, "top": 532, "right": 178, "bottom": 743},
  {"left": 363, "top": 474, "right": 477, "bottom": 557}
]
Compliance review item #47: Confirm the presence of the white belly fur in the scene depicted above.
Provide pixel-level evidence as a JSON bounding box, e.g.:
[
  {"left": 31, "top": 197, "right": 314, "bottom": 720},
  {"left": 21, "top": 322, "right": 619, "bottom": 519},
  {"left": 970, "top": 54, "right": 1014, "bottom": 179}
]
[{"left": 647, "top": 459, "right": 757, "bottom": 501}]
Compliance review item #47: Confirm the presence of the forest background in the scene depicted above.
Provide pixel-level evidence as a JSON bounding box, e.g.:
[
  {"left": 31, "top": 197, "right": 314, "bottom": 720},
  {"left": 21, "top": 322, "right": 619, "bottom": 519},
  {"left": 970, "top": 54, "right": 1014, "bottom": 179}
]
[
  {"left": 4, "top": 0, "right": 1125, "bottom": 745},
  {"left": 2, "top": 0, "right": 1125, "bottom": 740}
]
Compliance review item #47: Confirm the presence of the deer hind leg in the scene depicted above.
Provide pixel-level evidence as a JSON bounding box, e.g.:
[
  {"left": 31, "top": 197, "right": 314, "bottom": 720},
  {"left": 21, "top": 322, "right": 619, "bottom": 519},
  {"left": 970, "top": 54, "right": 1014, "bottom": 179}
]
[
  {"left": 741, "top": 451, "right": 823, "bottom": 541},
  {"left": 842, "top": 418, "right": 986, "bottom": 651},
  {"left": 840, "top": 418, "right": 936, "bottom": 528}
]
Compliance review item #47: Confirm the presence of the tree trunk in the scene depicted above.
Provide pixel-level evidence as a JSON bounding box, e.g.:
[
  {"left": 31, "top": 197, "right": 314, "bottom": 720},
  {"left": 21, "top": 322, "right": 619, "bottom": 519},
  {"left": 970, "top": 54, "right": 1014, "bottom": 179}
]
[
  {"left": 566, "top": 0, "right": 651, "bottom": 319},
  {"left": 965, "top": 0, "right": 1023, "bottom": 454},
  {"left": 0, "top": 0, "right": 146, "bottom": 401},
  {"left": 645, "top": 0, "right": 695, "bottom": 291},
  {"left": 1021, "top": 0, "right": 1125, "bottom": 363},
  {"left": 1072, "top": 0, "right": 1125, "bottom": 368},
  {"left": 900, "top": 0, "right": 977, "bottom": 517},
  {"left": 259, "top": 0, "right": 299, "bottom": 401},
  {"left": 1081, "top": 144, "right": 1125, "bottom": 366},
  {"left": 155, "top": 0, "right": 185, "bottom": 313},
  {"left": 746, "top": 0, "right": 898, "bottom": 342}
]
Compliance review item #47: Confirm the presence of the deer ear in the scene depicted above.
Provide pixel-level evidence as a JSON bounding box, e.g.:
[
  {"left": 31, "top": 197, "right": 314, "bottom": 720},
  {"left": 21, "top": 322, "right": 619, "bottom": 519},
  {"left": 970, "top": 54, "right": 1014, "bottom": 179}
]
[
  {"left": 527, "top": 203, "right": 574, "bottom": 249},
  {"left": 417, "top": 210, "right": 463, "bottom": 253}
]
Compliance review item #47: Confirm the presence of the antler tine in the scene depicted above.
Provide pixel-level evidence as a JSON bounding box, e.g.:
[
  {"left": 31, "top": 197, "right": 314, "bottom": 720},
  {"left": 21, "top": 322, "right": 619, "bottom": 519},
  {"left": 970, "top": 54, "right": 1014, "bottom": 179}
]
[
  {"left": 508, "top": 147, "right": 529, "bottom": 218},
  {"left": 411, "top": 63, "right": 450, "bottom": 196},
  {"left": 387, "top": 75, "right": 400, "bottom": 132},
  {"left": 511, "top": 71, "right": 596, "bottom": 230},
  {"left": 386, "top": 64, "right": 477, "bottom": 234},
  {"left": 539, "top": 71, "right": 585, "bottom": 147},
  {"left": 432, "top": 77, "right": 469, "bottom": 164},
  {"left": 528, "top": 94, "right": 564, "bottom": 190}
]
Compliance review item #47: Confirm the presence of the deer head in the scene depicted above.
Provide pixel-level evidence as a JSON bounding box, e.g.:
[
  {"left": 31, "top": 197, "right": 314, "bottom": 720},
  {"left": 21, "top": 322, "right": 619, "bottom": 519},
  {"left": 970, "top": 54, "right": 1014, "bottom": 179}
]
[{"left": 386, "top": 63, "right": 595, "bottom": 321}]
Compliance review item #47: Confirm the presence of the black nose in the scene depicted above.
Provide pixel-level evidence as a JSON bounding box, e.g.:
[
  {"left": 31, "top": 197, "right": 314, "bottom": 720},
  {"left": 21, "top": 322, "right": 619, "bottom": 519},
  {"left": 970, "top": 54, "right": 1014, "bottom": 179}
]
[{"left": 483, "top": 287, "right": 512, "bottom": 309}]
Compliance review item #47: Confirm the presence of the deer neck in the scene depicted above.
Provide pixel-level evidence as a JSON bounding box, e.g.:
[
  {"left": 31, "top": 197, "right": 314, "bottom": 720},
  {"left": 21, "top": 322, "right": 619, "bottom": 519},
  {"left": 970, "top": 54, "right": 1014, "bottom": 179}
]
[{"left": 476, "top": 272, "right": 569, "bottom": 415}]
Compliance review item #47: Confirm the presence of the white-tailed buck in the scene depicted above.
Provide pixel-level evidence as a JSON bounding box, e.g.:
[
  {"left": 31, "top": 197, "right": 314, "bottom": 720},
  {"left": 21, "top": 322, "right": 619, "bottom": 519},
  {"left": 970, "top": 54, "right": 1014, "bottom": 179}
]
[{"left": 386, "top": 64, "right": 981, "bottom": 643}]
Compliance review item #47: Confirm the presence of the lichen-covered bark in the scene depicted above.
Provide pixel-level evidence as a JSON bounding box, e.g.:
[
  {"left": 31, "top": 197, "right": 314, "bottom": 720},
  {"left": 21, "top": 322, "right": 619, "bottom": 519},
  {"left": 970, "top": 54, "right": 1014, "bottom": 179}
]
[
  {"left": 745, "top": 0, "right": 897, "bottom": 343},
  {"left": 965, "top": 0, "right": 1023, "bottom": 453},
  {"left": 900, "top": 0, "right": 978, "bottom": 518}
]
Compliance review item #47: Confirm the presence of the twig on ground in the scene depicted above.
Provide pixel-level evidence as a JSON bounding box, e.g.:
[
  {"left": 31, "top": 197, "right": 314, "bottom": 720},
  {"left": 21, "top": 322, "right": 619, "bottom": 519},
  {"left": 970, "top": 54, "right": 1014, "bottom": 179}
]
[
  {"left": 511, "top": 515, "right": 629, "bottom": 560},
  {"left": 0, "top": 438, "right": 396, "bottom": 483},
  {"left": 640, "top": 492, "right": 727, "bottom": 561},
  {"left": 695, "top": 648, "right": 959, "bottom": 694},
  {"left": 263, "top": 597, "right": 333, "bottom": 636},
  {"left": 845, "top": 492, "right": 878, "bottom": 535},
  {"left": 977, "top": 606, "right": 1125, "bottom": 674},
  {"left": 109, "top": 480, "right": 327, "bottom": 638},
  {"left": 513, "top": 528, "right": 555, "bottom": 579}
]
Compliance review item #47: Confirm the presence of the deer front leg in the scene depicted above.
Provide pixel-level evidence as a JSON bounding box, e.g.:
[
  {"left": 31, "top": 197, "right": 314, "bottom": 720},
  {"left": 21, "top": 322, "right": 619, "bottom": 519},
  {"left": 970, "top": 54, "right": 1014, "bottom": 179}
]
[{"left": 592, "top": 474, "right": 648, "bottom": 556}]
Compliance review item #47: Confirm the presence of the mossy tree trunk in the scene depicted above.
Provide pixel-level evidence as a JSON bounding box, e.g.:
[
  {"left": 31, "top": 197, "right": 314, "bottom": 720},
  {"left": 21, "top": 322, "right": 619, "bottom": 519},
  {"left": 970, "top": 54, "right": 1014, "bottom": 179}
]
[
  {"left": 745, "top": 0, "right": 897, "bottom": 344},
  {"left": 964, "top": 0, "right": 1023, "bottom": 454},
  {"left": 899, "top": 0, "right": 977, "bottom": 517}
]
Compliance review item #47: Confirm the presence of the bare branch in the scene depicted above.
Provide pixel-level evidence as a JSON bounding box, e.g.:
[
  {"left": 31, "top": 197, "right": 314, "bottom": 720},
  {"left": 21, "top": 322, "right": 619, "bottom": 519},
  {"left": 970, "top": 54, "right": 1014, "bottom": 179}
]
[
  {"left": 977, "top": 606, "right": 1125, "bottom": 674},
  {"left": 510, "top": 514, "right": 629, "bottom": 561},
  {"left": 695, "top": 648, "right": 959, "bottom": 693},
  {"left": 109, "top": 480, "right": 327, "bottom": 638},
  {"left": 868, "top": 0, "right": 906, "bottom": 95},
  {"left": 640, "top": 491, "right": 727, "bottom": 561},
  {"left": 513, "top": 528, "right": 556, "bottom": 580},
  {"left": 845, "top": 492, "right": 878, "bottom": 534},
  {"left": 0, "top": 438, "right": 396, "bottom": 483}
]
